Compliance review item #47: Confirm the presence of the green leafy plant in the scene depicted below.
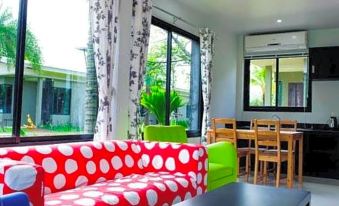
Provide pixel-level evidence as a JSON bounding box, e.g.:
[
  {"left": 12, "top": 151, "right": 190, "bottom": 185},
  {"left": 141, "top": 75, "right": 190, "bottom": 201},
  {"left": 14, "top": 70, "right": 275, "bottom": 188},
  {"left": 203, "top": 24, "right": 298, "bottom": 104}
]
[
  {"left": 170, "top": 118, "right": 189, "bottom": 129},
  {"left": 141, "top": 86, "right": 185, "bottom": 125},
  {"left": 0, "top": 7, "right": 42, "bottom": 69}
]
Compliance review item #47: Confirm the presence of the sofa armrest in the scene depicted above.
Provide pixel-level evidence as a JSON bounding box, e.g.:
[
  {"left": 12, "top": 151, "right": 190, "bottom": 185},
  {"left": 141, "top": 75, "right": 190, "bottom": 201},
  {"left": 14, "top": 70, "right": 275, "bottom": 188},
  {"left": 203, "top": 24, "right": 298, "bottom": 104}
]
[
  {"left": 207, "top": 142, "right": 237, "bottom": 175},
  {"left": 0, "top": 159, "right": 44, "bottom": 206},
  {"left": 139, "top": 141, "right": 208, "bottom": 194}
]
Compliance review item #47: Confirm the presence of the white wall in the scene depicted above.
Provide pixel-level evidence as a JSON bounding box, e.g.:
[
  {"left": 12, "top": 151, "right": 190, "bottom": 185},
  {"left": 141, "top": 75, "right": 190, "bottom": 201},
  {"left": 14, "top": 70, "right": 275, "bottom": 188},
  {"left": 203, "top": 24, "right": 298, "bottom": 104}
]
[
  {"left": 114, "top": 0, "right": 238, "bottom": 140},
  {"left": 236, "top": 28, "right": 339, "bottom": 124}
]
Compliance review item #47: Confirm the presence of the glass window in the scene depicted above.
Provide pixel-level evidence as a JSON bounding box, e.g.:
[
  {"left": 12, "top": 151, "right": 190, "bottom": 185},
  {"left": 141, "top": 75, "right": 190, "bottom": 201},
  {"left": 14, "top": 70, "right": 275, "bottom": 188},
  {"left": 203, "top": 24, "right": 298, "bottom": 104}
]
[
  {"left": 52, "top": 87, "right": 71, "bottom": 115},
  {"left": 20, "top": 0, "right": 95, "bottom": 137},
  {"left": 249, "top": 59, "right": 276, "bottom": 107},
  {"left": 0, "top": 84, "right": 12, "bottom": 114},
  {"left": 142, "top": 25, "right": 168, "bottom": 126},
  {"left": 142, "top": 18, "right": 201, "bottom": 135},
  {"left": 0, "top": 0, "right": 19, "bottom": 137},
  {"left": 245, "top": 56, "right": 310, "bottom": 112},
  {"left": 278, "top": 57, "right": 308, "bottom": 107},
  {"left": 170, "top": 32, "right": 200, "bottom": 131}
]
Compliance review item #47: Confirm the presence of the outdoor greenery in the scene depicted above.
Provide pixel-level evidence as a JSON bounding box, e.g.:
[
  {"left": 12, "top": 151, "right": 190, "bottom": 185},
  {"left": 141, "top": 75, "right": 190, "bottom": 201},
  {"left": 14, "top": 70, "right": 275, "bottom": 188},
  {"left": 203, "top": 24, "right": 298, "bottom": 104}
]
[
  {"left": 0, "top": 7, "right": 42, "bottom": 69},
  {"left": 250, "top": 64, "right": 266, "bottom": 106},
  {"left": 142, "top": 31, "right": 191, "bottom": 126},
  {"left": 141, "top": 86, "right": 184, "bottom": 125},
  {"left": 170, "top": 118, "right": 189, "bottom": 128},
  {"left": 39, "top": 123, "right": 81, "bottom": 132},
  {"left": 145, "top": 34, "right": 191, "bottom": 88}
]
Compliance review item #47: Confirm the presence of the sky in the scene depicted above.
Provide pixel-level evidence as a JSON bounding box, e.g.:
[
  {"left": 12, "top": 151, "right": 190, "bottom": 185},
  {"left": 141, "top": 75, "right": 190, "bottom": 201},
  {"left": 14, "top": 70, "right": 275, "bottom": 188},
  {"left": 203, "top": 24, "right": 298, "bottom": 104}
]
[{"left": 2, "top": 0, "right": 89, "bottom": 72}]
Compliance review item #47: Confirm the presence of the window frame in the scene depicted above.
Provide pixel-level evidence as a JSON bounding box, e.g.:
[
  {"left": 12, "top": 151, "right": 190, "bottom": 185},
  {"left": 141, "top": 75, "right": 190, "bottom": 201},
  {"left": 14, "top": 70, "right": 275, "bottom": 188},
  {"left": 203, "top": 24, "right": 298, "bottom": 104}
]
[
  {"left": 150, "top": 17, "right": 202, "bottom": 137},
  {"left": 243, "top": 55, "right": 312, "bottom": 112},
  {"left": 0, "top": 0, "right": 92, "bottom": 145}
]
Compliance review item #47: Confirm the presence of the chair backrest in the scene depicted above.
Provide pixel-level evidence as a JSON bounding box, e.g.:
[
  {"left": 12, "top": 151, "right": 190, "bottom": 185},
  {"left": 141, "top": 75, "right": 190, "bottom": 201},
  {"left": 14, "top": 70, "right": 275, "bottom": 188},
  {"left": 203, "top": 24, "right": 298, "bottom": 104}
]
[
  {"left": 143, "top": 125, "right": 188, "bottom": 143},
  {"left": 253, "top": 119, "right": 281, "bottom": 152},
  {"left": 250, "top": 119, "right": 275, "bottom": 130},
  {"left": 211, "top": 118, "right": 237, "bottom": 147},
  {"left": 280, "top": 119, "right": 297, "bottom": 131}
]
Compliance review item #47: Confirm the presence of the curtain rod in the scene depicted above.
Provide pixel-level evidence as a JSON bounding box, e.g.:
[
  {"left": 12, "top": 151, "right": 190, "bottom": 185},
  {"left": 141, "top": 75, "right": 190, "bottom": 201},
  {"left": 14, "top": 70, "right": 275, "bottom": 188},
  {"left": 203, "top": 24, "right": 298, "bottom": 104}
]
[{"left": 153, "top": 5, "right": 198, "bottom": 29}]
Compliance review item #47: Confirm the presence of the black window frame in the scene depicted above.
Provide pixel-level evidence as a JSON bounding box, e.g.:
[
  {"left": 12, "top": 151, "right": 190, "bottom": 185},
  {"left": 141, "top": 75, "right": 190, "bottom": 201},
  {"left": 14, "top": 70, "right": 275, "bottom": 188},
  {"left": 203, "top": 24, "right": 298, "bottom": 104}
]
[
  {"left": 243, "top": 55, "right": 312, "bottom": 112},
  {"left": 150, "top": 17, "right": 202, "bottom": 137},
  {"left": 0, "top": 0, "right": 92, "bottom": 146}
]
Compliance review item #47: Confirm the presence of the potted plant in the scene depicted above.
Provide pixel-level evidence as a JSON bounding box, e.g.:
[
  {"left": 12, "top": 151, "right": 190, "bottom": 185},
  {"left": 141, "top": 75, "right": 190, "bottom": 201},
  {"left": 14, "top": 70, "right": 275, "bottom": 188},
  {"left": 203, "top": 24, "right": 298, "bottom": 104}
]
[{"left": 140, "top": 85, "right": 185, "bottom": 125}]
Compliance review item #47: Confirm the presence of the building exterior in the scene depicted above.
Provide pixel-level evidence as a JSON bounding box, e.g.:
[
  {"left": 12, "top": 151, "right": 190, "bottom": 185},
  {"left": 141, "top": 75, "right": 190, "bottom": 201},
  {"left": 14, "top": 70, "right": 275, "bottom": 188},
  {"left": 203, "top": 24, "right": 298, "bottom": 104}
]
[{"left": 0, "top": 61, "right": 86, "bottom": 130}]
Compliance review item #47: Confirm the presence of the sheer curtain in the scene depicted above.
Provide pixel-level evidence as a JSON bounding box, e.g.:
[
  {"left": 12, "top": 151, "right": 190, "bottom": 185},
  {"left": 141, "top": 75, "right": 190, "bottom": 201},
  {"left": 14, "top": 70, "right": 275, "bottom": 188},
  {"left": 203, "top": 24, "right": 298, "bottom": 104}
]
[
  {"left": 128, "top": 0, "right": 153, "bottom": 139},
  {"left": 200, "top": 28, "right": 215, "bottom": 143},
  {"left": 89, "top": 0, "right": 120, "bottom": 141}
]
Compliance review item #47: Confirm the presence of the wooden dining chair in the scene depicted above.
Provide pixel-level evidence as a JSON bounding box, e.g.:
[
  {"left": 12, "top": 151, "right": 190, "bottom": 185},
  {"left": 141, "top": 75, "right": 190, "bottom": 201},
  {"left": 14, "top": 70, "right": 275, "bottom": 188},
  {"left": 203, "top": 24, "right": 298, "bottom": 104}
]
[
  {"left": 211, "top": 118, "right": 251, "bottom": 182},
  {"left": 280, "top": 119, "right": 298, "bottom": 180},
  {"left": 253, "top": 119, "right": 289, "bottom": 187}
]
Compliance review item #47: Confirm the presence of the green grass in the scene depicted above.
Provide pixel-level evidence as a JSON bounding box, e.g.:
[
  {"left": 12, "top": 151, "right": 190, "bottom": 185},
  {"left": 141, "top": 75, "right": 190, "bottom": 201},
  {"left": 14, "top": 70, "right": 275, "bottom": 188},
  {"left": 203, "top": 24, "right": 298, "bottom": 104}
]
[{"left": 39, "top": 123, "right": 81, "bottom": 132}]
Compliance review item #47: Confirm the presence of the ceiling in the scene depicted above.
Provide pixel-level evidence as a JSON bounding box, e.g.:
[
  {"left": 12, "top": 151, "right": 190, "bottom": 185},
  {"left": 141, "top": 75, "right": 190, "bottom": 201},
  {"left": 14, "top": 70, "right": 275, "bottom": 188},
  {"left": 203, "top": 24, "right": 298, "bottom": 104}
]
[{"left": 172, "top": 0, "right": 339, "bottom": 34}]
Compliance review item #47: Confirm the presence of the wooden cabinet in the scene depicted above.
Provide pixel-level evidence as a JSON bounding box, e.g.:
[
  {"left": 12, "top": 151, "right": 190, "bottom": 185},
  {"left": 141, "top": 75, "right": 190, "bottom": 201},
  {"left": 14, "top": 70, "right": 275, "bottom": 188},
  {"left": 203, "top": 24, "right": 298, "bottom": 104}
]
[{"left": 310, "top": 47, "right": 339, "bottom": 80}]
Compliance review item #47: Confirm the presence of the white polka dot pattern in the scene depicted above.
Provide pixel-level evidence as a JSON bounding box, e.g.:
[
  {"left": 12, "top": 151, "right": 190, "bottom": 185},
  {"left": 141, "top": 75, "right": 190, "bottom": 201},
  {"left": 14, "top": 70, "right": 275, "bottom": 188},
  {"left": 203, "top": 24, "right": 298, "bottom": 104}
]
[
  {"left": 152, "top": 155, "right": 164, "bottom": 169},
  {"left": 179, "top": 149, "right": 190, "bottom": 164},
  {"left": 111, "top": 156, "right": 123, "bottom": 170},
  {"left": 100, "top": 159, "right": 110, "bottom": 174},
  {"left": 42, "top": 158, "right": 57, "bottom": 173},
  {"left": 86, "top": 161, "right": 96, "bottom": 174},
  {"left": 165, "top": 157, "right": 176, "bottom": 171},
  {"left": 102, "top": 194, "right": 119, "bottom": 205},
  {"left": 146, "top": 189, "right": 158, "bottom": 206},
  {"left": 54, "top": 174, "right": 66, "bottom": 189},
  {"left": 57, "top": 145, "right": 74, "bottom": 156},
  {"left": 124, "top": 191, "right": 140, "bottom": 205},
  {"left": 0, "top": 140, "right": 208, "bottom": 206},
  {"left": 21, "top": 155, "right": 35, "bottom": 164},
  {"left": 80, "top": 146, "right": 93, "bottom": 159},
  {"left": 65, "top": 159, "right": 78, "bottom": 174},
  {"left": 5, "top": 165, "right": 37, "bottom": 190},
  {"left": 125, "top": 155, "right": 134, "bottom": 168},
  {"left": 0, "top": 159, "right": 44, "bottom": 206}
]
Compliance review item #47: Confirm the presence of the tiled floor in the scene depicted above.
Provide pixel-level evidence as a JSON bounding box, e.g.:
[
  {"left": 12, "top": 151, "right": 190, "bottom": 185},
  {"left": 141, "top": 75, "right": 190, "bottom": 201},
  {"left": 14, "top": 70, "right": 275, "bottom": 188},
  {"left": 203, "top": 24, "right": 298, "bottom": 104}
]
[
  {"left": 303, "top": 177, "right": 339, "bottom": 206},
  {"left": 239, "top": 176, "right": 339, "bottom": 206}
]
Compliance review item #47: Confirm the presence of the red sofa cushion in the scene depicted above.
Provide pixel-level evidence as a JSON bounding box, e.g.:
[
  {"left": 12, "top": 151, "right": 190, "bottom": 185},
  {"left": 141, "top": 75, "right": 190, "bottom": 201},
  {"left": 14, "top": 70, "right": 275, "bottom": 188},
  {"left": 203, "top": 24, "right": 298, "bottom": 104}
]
[
  {"left": 45, "top": 171, "right": 196, "bottom": 206},
  {"left": 0, "top": 141, "right": 143, "bottom": 194},
  {"left": 0, "top": 159, "right": 44, "bottom": 206},
  {"left": 139, "top": 142, "right": 208, "bottom": 194}
]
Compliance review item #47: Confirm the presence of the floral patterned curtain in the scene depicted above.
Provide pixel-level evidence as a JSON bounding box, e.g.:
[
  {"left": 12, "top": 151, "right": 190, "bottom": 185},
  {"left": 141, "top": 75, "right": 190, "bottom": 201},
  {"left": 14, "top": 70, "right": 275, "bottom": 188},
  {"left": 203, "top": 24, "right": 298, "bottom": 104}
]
[
  {"left": 200, "top": 28, "right": 215, "bottom": 144},
  {"left": 128, "top": 0, "right": 153, "bottom": 139},
  {"left": 89, "top": 0, "right": 120, "bottom": 141}
]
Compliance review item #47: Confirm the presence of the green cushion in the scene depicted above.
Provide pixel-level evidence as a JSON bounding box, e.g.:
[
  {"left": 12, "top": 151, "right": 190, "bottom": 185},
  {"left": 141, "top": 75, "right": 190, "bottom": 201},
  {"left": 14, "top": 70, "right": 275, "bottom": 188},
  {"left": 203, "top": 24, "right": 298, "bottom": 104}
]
[
  {"left": 143, "top": 125, "right": 187, "bottom": 143},
  {"left": 208, "top": 163, "right": 234, "bottom": 181},
  {"left": 207, "top": 142, "right": 238, "bottom": 191}
]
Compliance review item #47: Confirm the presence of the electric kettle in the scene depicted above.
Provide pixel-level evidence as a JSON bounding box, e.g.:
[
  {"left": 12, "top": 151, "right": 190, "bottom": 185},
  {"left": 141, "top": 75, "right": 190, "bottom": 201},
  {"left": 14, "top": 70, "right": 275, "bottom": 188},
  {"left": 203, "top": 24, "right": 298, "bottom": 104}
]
[{"left": 328, "top": 116, "right": 338, "bottom": 128}]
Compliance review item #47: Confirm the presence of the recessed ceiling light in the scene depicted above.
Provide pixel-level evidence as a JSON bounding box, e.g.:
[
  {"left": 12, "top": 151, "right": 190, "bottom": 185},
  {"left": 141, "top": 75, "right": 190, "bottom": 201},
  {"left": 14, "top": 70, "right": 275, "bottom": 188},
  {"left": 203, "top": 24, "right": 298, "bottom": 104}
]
[{"left": 276, "top": 19, "right": 282, "bottom": 23}]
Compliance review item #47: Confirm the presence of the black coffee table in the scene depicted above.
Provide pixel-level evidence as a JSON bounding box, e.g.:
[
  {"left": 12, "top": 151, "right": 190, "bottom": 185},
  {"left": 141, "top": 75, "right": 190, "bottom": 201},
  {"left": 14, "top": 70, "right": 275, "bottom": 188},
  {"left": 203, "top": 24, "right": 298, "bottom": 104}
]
[{"left": 175, "top": 183, "right": 311, "bottom": 206}]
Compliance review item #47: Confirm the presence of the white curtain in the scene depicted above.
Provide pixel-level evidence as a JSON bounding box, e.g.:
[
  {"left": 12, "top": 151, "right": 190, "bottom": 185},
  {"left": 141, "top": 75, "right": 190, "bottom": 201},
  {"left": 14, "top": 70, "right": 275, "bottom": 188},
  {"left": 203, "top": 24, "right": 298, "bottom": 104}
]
[
  {"left": 200, "top": 28, "right": 215, "bottom": 144},
  {"left": 89, "top": 0, "right": 120, "bottom": 141},
  {"left": 128, "top": 0, "right": 153, "bottom": 139}
]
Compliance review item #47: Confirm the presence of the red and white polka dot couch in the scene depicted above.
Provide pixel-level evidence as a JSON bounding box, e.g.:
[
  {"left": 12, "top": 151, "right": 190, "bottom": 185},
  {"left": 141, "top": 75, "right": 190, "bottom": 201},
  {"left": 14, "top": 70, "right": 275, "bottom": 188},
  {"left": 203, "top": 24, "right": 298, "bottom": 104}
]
[{"left": 0, "top": 140, "right": 207, "bottom": 206}]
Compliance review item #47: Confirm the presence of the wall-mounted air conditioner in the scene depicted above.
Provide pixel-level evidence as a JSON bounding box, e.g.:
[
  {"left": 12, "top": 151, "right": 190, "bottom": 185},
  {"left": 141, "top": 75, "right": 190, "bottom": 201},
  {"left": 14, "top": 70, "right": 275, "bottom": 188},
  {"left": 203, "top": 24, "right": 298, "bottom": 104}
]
[{"left": 244, "top": 31, "right": 308, "bottom": 57}]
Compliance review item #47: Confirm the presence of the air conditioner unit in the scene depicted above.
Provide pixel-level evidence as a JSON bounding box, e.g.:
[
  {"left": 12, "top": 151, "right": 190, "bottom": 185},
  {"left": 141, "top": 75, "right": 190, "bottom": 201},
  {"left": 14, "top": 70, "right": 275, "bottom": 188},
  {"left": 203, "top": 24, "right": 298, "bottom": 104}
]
[{"left": 244, "top": 31, "right": 308, "bottom": 57}]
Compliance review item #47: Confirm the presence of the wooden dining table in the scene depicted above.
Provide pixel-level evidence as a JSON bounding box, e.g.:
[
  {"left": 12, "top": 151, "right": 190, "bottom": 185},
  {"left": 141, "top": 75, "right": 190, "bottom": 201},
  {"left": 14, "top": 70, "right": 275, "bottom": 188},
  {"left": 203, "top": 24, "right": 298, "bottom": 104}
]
[{"left": 207, "top": 129, "right": 304, "bottom": 189}]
